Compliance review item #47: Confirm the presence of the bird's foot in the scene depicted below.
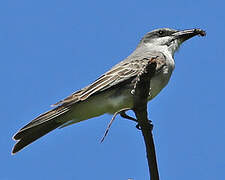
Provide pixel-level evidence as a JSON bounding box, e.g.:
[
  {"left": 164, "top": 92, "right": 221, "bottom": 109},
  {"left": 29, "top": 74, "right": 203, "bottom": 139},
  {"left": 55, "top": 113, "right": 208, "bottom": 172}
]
[
  {"left": 120, "top": 110, "right": 137, "bottom": 122},
  {"left": 136, "top": 120, "right": 153, "bottom": 130},
  {"left": 119, "top": 110, "right": 153, "bottom": 130}
]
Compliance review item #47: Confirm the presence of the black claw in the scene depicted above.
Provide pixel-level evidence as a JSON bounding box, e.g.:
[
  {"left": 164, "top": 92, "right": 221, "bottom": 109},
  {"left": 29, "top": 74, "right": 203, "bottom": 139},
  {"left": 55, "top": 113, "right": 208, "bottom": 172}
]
[
  {"left": 149, "top": 123, "right": 153, "bottom": 131},
  {"left": 136, "top": 124, "right": 141, "bottom": 130},
  {"left": 136, "top": 120, "right": 153, "bottom": 131}
]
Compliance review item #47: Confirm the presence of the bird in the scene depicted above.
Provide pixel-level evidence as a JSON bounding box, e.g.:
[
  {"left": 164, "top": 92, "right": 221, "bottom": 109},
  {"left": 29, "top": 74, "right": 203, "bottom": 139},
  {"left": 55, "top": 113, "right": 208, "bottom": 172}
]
[{"left": 12, "top": 28, "right": 206, "bottom": 154}]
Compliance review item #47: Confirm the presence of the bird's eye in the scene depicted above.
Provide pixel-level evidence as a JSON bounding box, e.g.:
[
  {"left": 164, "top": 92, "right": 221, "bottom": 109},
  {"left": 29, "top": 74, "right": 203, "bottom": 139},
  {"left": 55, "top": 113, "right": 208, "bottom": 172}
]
[{"left": 158, "top": 30, "right": 164, "bottom": 36}]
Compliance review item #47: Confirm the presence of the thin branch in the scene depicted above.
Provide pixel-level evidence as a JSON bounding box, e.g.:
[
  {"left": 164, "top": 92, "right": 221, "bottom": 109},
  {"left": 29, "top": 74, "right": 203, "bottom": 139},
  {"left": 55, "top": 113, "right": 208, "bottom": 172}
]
[
  {"left": 132, "top": 57, "right": 159, "bottom": 180},
  {"left": 100, "top": 108, "right": 132, "bottom": 143}
]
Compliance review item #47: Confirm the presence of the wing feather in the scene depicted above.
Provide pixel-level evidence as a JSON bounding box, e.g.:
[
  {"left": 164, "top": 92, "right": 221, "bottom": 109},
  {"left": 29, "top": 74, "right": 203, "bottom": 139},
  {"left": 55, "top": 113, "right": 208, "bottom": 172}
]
[{"left": 53, "top": 52, "right": 165, "bottom": 107}]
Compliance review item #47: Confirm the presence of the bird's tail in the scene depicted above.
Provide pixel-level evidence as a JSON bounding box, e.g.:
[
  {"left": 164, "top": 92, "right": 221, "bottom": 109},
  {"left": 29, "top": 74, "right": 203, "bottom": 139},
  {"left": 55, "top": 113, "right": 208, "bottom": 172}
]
[{"left": 12, "top": 105, "right": 71, "bottom": 154}]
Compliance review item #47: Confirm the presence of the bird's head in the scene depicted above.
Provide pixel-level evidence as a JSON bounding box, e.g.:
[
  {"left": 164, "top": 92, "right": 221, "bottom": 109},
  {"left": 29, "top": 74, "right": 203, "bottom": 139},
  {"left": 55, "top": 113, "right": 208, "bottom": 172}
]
[{"left": 140, "top": 28, "right": 206, "bottom": 55}]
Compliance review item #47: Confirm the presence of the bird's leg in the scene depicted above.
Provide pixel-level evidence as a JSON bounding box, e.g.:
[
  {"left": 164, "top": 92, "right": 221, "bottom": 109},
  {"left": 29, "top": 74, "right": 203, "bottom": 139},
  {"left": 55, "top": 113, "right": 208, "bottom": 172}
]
[
  {"left": 119, "top": 109, "right": 152, "bottom": 130},
  {"left": 120, "top": 110, "right": 137, "bottom": 122}
]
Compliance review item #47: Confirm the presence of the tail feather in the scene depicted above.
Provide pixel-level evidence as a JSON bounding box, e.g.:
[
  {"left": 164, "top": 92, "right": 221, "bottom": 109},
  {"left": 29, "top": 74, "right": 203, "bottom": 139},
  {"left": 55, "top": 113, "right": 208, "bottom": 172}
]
[
  {"left": 12, "top": 119, "right": 64, "bottom": 154},
  {"left": 12, "top": 106, "right": 71, "bottom": 154}
]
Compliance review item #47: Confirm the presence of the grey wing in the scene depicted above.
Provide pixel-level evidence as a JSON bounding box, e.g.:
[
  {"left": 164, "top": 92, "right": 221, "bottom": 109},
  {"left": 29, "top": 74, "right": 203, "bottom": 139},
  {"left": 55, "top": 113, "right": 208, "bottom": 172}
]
[{"left": 53, "top": 52, "right": 166, "bottom": 107}]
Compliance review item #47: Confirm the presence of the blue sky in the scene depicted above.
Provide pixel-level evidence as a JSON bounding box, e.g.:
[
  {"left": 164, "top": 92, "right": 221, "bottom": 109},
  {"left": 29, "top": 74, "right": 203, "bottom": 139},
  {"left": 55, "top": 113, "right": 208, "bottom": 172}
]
[{"left": 1, "top": 0, "right": 225, "bottom": 179}]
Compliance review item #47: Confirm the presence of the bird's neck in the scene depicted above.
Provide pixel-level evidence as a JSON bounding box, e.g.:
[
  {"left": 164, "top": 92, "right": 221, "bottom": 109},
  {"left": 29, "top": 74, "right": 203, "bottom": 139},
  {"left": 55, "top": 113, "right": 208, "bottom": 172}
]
[{"left": 145, "top": 43, "right": 175, "bottom": 59}]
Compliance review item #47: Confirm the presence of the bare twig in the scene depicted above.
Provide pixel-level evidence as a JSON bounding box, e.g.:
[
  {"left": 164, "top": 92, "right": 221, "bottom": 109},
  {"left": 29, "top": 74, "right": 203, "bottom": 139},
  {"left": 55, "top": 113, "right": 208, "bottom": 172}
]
[
  {"left": 100, "top": 108, "right": 132, "bottom": 143},
  {"left": 132, "top": 57, "right": 159, "bottom": 180}
]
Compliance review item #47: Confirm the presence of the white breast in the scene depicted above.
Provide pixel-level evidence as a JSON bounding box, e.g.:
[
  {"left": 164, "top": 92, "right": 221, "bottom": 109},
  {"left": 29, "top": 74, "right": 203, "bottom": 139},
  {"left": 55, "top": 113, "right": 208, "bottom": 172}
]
[{"left": 149, "top": 53, "right": 175, "bottom": 100}]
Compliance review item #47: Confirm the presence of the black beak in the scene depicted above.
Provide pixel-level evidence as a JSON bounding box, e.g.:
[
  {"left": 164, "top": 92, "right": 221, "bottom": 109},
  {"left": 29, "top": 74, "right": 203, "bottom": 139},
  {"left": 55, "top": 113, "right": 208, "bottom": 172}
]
[{"left": 173, "top": 29, "right": 206, "bottom": 42}]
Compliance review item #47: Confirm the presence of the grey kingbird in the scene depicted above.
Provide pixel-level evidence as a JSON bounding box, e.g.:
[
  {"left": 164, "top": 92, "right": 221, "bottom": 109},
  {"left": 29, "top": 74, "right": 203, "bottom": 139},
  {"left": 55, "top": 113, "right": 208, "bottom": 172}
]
[{"left": 12, "top": 28, "right": 205, "bottom": 154}]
